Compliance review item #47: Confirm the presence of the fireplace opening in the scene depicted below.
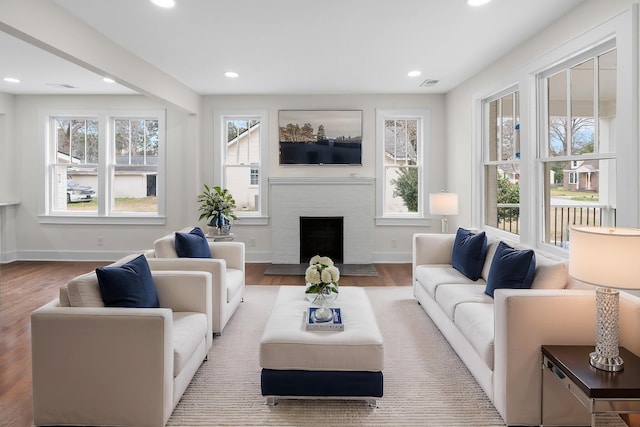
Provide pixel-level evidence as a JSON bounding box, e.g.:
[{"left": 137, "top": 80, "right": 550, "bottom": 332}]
[{"left": 299, "top": 216, "right": 344, "bottom": 263}]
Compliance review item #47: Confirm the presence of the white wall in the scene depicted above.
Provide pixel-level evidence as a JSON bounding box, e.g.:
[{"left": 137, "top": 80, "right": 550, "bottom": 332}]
[
  {"left": 2, "top": 92, "right": 445, "bottom": 263},
  {"left": 201, "top": 94, "right": 446, "bottom": 263},
  {"left": 445, "top": 0, "right": 640, "bottom": 238},
  {"left": 9, "top": 94, "right": 198, "bottom": 261},
  {"left": 0, "top": 92, "right": 18, "bottom": 261}
]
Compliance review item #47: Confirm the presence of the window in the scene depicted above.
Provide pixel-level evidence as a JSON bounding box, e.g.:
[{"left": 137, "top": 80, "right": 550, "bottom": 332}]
[
  {"left": 375, "top": 109, "right": 429, "bottom": 224},
  {"left": 44, "top": 110, "right": 165, "bottom": 223},
  {"left": 539, "top": 45, "right": 617, "bottom": 248},
  {"left": 482, "top": 90, "right": 521, "bottom": 235},
  {"left": 216, "top": 109, "right": 268, "bottom": 224},
  {"left": 250, "top": 167, "right": 259, "bottom": 186},
  {"left": 113, "top": 118, "right": 159, "bottom": 212},
  {"left": 569, "top": 171, "right": 578, "bottom": 185}
]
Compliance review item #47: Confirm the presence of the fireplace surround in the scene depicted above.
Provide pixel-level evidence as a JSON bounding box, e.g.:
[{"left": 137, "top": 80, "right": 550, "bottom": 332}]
[{"left": 270, "top": 177, "right": 374, "bottom": 264}]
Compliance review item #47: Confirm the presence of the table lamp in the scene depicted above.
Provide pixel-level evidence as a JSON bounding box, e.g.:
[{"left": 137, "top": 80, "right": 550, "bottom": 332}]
[
  {"left": 568, "top": 226, "right": 640, "bottom": 372},
  {"left": 429, "top": 192, "right": 458, "bottom": 233}
]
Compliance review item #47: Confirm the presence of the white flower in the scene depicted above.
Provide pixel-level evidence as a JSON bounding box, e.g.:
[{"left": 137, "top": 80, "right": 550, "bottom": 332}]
[
  {"left": 309, "top": 255, "right": 321, "bottom": 266},
  {"left": 318, "top": 256, "right": 334, "bottom": 267},
  {"left": 326, "top": 265, "right": 340, "bottom": 282},
  {"left": 305, "top": 266, "right": 321, "bottom": 284}
]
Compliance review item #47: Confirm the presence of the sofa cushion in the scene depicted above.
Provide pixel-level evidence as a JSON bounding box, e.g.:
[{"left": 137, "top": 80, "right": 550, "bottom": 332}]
[
  {"left": 451, "top": 228, "right": 488, "bottom": 281},
  {"left": 175, "top": 227, "right": 212, "bottom": 258},
  {"left": 173, "top": 312, "right": 208, "bottom": 376},
  {"left": 480, "top": 238, "right": 500, "bottom": 281},
  {"left": 454, "top": 302, "right": 495, "bottom": 370},
  {"left": 435, "top": 284, "right": 493, "bottom": 321},
  {"left": 415, "top": 265, "right": 484, "bottom": 299},
  {"left": 485, "top": 242, "right": 536, "bottom": 297},
  {"left": 153, "top": 233, "right": 179, "bottom": 258},
  {"left": 66, "top": 253, "right": 143, "bottom": 307},
  {"left": 530, "top": 254, "right": 568, "bottom": 290},
  {"left": 96, "top": 254, "right": 160, "bottom": 308},
  {"left": 66, "top": 271, "right": 105, "bottom": 307}
]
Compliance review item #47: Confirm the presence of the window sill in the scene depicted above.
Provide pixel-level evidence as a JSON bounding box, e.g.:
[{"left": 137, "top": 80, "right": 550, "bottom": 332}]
[
  {"left": 233, "top": 215, "right": 269, "bottom": 226},
  {"left": 39, "top": 215, "right": 166, "bottom": 225},
  {"left": 375, "top": 216, "right": 432, "bottom": 227}
]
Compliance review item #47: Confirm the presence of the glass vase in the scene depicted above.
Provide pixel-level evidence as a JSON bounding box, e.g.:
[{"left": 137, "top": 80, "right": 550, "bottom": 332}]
[{"left": 305, "top": 282, "right": 339, "bottom": 321}]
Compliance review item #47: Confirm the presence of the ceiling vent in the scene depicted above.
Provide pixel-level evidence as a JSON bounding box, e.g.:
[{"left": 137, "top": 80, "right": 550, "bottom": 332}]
[
  {"left": 419, "top": 79, "right": 439, "bottom": 88},
  {"left": 46, "top": 83, "right": 77, "bottom": 89}
]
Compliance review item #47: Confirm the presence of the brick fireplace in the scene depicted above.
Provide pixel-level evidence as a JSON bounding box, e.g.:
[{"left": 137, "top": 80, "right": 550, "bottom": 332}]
[{"left": 270, "top": 177, "right": 374, "bottom": 264}]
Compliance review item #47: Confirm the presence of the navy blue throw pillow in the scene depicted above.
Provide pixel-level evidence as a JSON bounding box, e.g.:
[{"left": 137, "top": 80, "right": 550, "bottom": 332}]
[
  {"left": 485, "top": 241, "right": 536, "bottom": 298},
  {"left": 96, "top": 254, "right": 160, "bottom": 308},
  {"left": 175, "top": 227, "right": 212, "bottom": 258},
  {"left": 451, "top": 228, "right": 488, "bottom": 281}
]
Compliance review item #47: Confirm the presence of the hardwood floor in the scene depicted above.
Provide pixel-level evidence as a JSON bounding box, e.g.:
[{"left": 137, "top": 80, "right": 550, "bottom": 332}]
[{"left": 0, "top": 261, "right": 411, "bottom": 427}]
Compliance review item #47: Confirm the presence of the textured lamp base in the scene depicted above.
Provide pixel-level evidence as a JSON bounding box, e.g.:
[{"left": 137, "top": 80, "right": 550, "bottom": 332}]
[
  {"left": 591, "top": 287, "right": 624, "bottom": 372},
  {"left": 590, "top": 351, "right": 624, "bottom": 372},
  {"left": 441, "top": 217, "right": 449, "bottom": 233}
]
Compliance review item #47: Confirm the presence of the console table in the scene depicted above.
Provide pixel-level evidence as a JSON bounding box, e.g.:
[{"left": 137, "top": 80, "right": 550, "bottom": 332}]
[{"left": 542, "top": 345, "right": 640, "bottom": 426}]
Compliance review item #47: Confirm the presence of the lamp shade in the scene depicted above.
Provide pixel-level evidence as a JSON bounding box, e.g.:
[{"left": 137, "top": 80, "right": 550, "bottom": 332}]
[
  {"left": 429, "top": 193, "right": 459, "bottom": 216},
  {"left": 569, "top": 226, "right": 640, "bottom": 290}
]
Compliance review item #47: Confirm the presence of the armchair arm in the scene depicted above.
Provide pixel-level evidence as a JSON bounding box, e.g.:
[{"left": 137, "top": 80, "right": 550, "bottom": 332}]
[
  {"left": 209, "top": 241, "right": 245, "bottom": 272},
  {"left": 31, "top": 301, "right": 173, "bottom": 427},
  {"left": 146, "top": 258, "right": 228, "bottom": 333},
  {"left": 152, "top": 270, "right": 212, "bottom": 348},
  {"left": 493, "top": 289, "right": 595, "bottom": 426}
]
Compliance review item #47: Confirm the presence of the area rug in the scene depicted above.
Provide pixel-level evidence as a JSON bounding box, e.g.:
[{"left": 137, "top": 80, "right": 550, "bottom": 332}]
[
  {"left": 167, "top": 286, "right": 627, "bottom": 426},
  {"left": 264, "top": 263, "right": 379, "bottom": 276}
]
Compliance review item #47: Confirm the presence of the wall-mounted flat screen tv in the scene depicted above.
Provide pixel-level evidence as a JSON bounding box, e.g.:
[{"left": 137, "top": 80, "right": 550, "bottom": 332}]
[{"left": 279, "top": 110, "right": 362, "bottom": 165}]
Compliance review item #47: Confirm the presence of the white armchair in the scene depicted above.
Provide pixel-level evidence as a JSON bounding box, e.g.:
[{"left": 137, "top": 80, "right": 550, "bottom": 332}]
[
  {"left": 31, "top": 268, "right": 213, "bottom": 427},
  {"left": 144, "top": 228, "right": 245, "bottom": 334}
]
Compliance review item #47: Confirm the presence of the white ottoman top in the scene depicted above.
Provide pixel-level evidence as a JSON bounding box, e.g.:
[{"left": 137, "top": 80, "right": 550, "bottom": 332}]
[{"left": 259, "top": 286, "right": 384, "bottom": 372}]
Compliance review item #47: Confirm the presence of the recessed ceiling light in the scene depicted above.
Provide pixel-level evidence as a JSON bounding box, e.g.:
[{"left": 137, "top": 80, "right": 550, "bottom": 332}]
[
  {"left": 3, "top": 77, "right": 20, "bottom": 83},
  {"left": 466, "top": 0, "right": 491, "bottom": 6},
  {"left": 103, "top": 77, "right": 115, "bottom": 83},
  {"left": 408, "top": 70, "right": 422, "bottom": 77},
  {"left": 150, "top": 0, "right": 175, "bottom": 8},
  {"left": 224, "top": 71, "right": 239, "bottom": 78}
]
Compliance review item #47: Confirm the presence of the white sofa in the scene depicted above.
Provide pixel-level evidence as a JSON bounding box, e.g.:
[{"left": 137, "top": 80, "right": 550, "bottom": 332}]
[
  {"left": 145, "top": 228, "right": 245, "bottom": 334},
  {"left": 31, "top": 256, "right": 213, "bottom": 427},
  {"left": 412, "top": 232, "right": 640, "bottom": 426}
]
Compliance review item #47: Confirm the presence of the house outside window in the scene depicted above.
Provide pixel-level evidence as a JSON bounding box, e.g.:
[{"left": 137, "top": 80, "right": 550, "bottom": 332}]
[
  {"left": 375, "top": 109, "right": 429, "bottom": 225},
  {"left": 482, "top": 89, "right": 521, "bottom": 235},
  {"left": 216, "top": 109, "right": 268, "bottom": 223},
  {"left": 539, "top": 45, "right": 617, "bottom": 247},
  {"left": 45, "top": 110, "right": 165, "bottom": 223}
]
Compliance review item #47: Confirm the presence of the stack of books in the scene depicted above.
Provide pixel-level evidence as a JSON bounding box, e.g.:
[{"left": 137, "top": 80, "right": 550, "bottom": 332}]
[{"left": 305, "top": 307, "right": 344, "bottom": 331}]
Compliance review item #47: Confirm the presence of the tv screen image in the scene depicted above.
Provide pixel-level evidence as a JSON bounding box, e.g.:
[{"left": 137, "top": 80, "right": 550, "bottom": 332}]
[{"left": 278, "top": 110, "right": 362, "bottom": 165}]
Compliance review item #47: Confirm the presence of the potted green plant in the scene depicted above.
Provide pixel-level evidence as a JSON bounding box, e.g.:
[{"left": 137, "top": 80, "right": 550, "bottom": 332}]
[{"left": 197, "top": 185, "right": 238, "bottom": 235}]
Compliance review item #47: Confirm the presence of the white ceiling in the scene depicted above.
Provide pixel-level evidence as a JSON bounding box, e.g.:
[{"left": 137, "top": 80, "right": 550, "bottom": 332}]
[{"left": 1, "top": 0, "right": 585, "bottom": 96}]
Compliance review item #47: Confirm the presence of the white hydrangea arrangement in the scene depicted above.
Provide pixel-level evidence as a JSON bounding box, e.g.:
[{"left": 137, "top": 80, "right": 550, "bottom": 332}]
[{"left": 305, "top": 255, "right": 340, "bottom": 296}]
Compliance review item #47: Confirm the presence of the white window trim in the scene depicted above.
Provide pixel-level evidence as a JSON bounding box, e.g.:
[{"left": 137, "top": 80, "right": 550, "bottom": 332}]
[
  {"left": 375, "top": 108, "right": 431, "bottom": 226},
  {"left": 39, "top": 109, "right": 166, "bottom": 225},
  {"left": 472, "top": 5, "right": 638, "bottom": 254},
  {"left": 213, "top": 108, "right": 269, "bottom": 226},
  {"left": 479, "top": 85, "right": 521, "bottom": 239}
]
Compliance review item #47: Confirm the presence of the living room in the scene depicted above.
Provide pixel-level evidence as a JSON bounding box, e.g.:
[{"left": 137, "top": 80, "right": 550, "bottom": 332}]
[
  {"left": 2, "top": 0, "right": 640, "bottom": 426},
  {"left": 4, "top": 0, "right": 638, "bottom": 264}
]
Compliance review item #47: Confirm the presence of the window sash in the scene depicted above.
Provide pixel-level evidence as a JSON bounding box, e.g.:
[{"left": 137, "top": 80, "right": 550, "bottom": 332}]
[{"left": 44, "top": 110, "right": 164, "bottom": 222}]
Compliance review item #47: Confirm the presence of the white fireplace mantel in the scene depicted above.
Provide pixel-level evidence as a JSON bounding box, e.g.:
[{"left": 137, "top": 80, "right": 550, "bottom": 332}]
[{"left": 269, "top": 177, "right": 374, "bottom": 264}]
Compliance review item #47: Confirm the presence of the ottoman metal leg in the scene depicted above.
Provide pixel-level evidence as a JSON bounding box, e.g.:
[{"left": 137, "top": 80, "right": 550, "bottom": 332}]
[{"left": 266, "top": 396, "right": 278, "bottom": 406}]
